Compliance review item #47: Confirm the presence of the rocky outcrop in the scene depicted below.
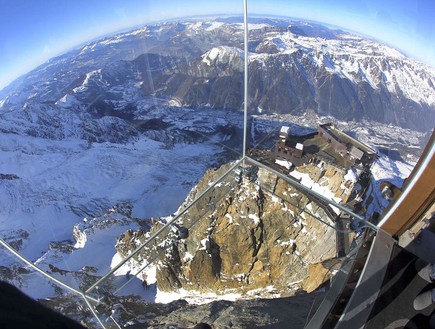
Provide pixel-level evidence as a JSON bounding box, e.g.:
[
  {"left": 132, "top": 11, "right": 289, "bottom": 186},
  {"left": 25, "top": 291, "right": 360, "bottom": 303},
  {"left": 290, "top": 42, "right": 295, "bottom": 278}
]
[
  {"left": 139, "top": 290, "right": 326, "bottom": 329},
  {"left": 116, "top": 160, "right": 360, "bottom": 297},
  {"left": 35, "top": 289, "right": 325, "bottom": 329},
  {"left": 301, "top": 258, "right": 343, "bottom": 293},
  {"left": 0, "top": 229, "right": 29, "bottom": 251},
  {"left": 0, "top": 173, "right": 20, "bottom": 180}
]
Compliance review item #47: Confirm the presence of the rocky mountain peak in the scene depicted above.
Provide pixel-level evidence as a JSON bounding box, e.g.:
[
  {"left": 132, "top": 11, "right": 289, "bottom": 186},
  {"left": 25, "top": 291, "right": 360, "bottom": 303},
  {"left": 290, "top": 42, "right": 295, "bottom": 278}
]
[
  {"left": 116, "top": 159, "right": 362, "bottom": 298},
  {"left": 201, "top": 46, "right": 243, "bottom": 71}
]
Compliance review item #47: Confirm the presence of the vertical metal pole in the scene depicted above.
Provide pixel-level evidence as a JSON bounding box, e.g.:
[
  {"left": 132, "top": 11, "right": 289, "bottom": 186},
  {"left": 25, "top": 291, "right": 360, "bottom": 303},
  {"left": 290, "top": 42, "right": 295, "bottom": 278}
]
[{"left": 242, "top": 0, "right": 249, "bottom": 162}]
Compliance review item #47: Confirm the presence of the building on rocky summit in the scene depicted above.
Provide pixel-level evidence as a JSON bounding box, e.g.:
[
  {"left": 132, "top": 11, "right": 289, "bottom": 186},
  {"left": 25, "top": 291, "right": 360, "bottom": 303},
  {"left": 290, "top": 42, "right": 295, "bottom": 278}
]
[
  {"left": 318, "top": 123, "right": 377, "bottom": 167},
  {"left": 275, "top": 126, "right": 304, "bottom": 163},
  {"left": 273, "top": 124, "right": 377, "bottom": 171}
]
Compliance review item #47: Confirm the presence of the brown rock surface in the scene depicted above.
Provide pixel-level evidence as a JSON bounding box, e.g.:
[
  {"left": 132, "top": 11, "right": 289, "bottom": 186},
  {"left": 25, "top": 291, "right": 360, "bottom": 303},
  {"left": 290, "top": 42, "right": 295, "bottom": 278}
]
[
  {"left": 302, "top": 258, "right": 343, "bottom": 293},
  {"left": 128, "top": 160, "right": 360, "bottom": 296}
]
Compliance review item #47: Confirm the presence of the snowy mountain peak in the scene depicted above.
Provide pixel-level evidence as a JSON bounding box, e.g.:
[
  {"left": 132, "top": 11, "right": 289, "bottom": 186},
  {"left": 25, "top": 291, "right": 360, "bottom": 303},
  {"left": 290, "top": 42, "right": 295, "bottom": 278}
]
[
  {"left": 251, "top": 27, "right": 435, "bottom": 107},
  {"left": 201, "top": 46, "right": 243, "bottom": 67},
  {"left": 55, "top": 94, "right": 80, "bottom": 108},
  {"left": 1, "top": 16, "right": 434, "bottom": 130}
]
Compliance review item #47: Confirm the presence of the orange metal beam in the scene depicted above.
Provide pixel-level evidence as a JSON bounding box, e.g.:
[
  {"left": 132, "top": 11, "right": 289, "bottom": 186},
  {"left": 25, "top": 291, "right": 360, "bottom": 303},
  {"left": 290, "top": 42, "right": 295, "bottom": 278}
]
[{"left": 378, "top": 131, "right": 435, "bottom": 237}]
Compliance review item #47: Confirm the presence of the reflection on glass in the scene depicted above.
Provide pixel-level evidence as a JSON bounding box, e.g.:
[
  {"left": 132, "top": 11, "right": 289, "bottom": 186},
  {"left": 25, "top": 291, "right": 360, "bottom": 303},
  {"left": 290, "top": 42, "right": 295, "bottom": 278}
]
[{"left": 0, "top": 248, "right": 98, "bottom": 327}]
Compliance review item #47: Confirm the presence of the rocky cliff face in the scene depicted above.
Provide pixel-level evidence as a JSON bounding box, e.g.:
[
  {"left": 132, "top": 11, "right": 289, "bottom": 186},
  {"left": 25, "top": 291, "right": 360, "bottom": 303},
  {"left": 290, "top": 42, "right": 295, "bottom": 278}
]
[{"left": 116, "top": 160, "right": 359, "bottom": 296}]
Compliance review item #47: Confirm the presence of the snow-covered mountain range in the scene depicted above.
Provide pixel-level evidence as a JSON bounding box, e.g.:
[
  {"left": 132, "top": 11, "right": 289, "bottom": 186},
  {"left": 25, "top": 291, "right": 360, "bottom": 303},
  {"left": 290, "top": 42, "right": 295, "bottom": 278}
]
[
  {"left": 0, "top": 16, "right": 430, "bottom": 312},
  {"left": 1, "top": 17, "right": 434, "bottom": 131}
]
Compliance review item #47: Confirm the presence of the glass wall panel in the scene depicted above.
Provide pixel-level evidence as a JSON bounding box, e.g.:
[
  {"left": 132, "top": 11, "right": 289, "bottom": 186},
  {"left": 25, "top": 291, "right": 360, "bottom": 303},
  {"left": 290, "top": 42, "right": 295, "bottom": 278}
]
[{"left": 0, "top": 246, "right": 97, "bottom": 327}]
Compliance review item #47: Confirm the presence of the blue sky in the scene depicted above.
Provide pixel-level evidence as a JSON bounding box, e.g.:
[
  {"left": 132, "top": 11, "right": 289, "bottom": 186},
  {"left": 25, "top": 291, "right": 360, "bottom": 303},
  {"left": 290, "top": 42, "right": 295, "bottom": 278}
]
[{"left": 1, "top": 0, "right": 434, "bottom": 90}]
